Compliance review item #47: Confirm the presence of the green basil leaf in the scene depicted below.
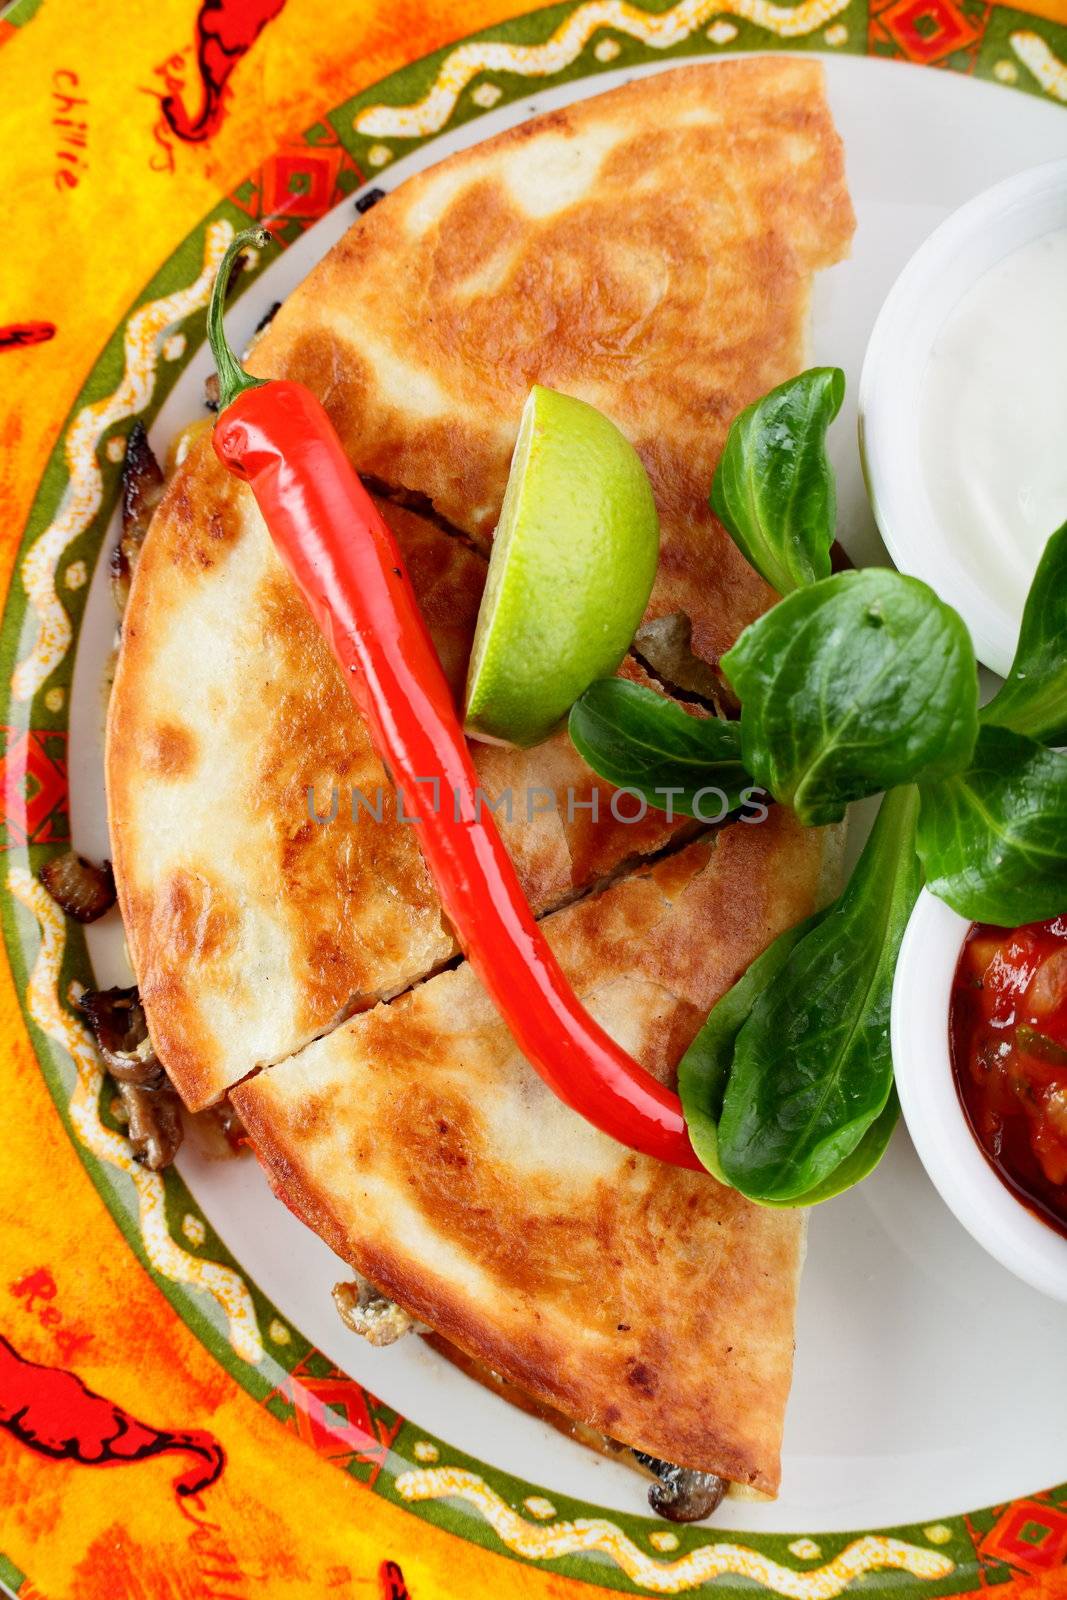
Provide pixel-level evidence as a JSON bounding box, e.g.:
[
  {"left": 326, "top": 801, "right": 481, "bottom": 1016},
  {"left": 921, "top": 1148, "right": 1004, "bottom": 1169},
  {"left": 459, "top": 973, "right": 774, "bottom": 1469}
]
[
  {"left": 716, "top": 785, "right": 922, "bottom": 1204},
  {"left": 981, "top": 520, "right": 1067, "bottom": 745},
  {"left": 568, "top": 679, "right": 756, "bottom": 819},
  {"left": 917, "top": 725, "right": 1067, "bottom": 925},
  {"left": 721, "top": 570, "right": 979, "bottom": 826},
  {"left": 710, "top": 367, "right": 844, "bottom": 595},
  {"left": 681, "top": 910, "right": 900, "bottom": 1207},
  {"left": 760, "top": 1090, "right": 900, "bottom": 1209},
  {"left": 678, "top": 911, "right": 824, "bottom": 1182}
]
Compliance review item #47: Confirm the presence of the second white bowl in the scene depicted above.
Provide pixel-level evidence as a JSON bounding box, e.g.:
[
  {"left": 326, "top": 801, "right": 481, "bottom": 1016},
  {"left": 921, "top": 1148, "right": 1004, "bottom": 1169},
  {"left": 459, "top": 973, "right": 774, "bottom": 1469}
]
[{"left": 892, "top": 888, "right": 1067, "bottom": 1304}]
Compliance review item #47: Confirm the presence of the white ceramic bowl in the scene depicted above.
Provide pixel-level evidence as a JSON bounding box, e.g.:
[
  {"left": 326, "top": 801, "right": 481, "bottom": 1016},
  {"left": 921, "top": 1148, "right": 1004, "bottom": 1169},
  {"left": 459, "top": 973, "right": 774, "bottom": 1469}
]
[
  {"left": 892, "top": 888, "right": 1067, "bottom": 1302},
  {"left": 859, "top": 158, "right": 1067, "bottom": 678}
]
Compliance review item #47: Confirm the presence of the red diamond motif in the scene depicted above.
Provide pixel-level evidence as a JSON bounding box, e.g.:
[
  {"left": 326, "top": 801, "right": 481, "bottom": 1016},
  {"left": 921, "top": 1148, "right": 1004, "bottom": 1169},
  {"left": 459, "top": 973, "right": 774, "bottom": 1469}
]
[
  {"left": 0, "top": 726, "right": 69, "bottom": 850},
  {"left": 230, "top": 135, "right": 362, "bottom": 231},
  {"left": 265, "top": 1355, "right": 403, "bottom": 1487},
  {"left": 980, "top": 1500, "right": 1067, "bottom": 1576},
  {"left": 878, "top": 0, "right": 976, "bottom": 61}
]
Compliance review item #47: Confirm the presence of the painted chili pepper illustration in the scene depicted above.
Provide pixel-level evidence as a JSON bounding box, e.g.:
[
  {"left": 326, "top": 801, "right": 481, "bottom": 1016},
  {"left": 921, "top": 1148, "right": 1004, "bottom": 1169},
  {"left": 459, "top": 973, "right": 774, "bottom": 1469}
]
[
  {"left": 0, "top": 1334, "right": 224, "bottom": 1495},
  {"left": 0, "top": 322, "right": 56, "bottom": 352},
  {"left": 163, "top": 0, "right": 288, "bottom": 143},
  {"left": 379, "top": 1560, "right": 411, "bottom": 1600}
]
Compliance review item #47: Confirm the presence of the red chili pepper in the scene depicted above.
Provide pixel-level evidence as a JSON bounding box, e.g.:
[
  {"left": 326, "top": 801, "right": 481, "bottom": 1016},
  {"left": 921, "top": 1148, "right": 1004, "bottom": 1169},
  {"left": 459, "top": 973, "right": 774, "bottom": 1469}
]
[{"left": 207, "top": 230, "right": 699, "bottom": 1171}]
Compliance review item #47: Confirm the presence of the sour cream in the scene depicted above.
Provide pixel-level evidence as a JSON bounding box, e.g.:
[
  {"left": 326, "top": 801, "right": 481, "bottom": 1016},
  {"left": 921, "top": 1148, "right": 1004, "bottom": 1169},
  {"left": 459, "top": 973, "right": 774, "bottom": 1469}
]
[{"left": 919, "top": 228, "right": 1067, "bottom": 627}]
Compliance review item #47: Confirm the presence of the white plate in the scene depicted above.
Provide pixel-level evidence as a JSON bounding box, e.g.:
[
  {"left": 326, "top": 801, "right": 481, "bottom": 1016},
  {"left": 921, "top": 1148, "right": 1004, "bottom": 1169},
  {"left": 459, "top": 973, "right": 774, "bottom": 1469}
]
[{"left": 69, "top": 54, "right": 1067, "bottom": 1532}]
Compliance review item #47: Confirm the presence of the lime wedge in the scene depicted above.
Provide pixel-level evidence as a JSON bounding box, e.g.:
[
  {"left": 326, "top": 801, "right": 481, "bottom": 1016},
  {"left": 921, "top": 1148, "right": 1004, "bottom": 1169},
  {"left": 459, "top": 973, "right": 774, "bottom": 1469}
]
[{"left": 464, "top": 385, "right": 660, "bottom": 748}]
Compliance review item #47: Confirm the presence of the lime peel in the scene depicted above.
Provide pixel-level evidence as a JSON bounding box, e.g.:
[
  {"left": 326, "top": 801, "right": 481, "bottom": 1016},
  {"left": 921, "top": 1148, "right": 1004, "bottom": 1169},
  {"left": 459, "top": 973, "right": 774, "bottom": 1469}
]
[{"left": 464, "top": 385, "right": 660, "bottom": 749}]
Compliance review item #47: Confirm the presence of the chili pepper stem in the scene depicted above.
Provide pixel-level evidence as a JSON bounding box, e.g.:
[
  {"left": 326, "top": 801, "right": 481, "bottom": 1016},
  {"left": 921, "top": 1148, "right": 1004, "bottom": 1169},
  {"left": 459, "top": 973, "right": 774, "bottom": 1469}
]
[{"left": 207, "top": 227, "right": 273, "bottom": 412}]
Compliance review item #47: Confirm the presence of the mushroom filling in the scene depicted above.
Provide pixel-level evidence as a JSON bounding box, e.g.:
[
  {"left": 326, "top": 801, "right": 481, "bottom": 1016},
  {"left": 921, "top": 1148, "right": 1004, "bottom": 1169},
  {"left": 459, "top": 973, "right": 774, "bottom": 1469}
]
[
  {"left": 78, "top": 985, "right": 184, "bottom": 1170},
  {"left": 332, "top": 1277, "right": 426, "bottom": 1347},
  {"left": 630, "top": 1449, "right": 728, "bottom": 1522},
  {"left": 39, "top": 850, "right": 116, "bottom": 924},
  {"left": 632, "top": 611, "right": 735, "bottom": 714},
  {"left": 79, "top": 985, "right": 158, "bottom": 1082},
  {"left": 115, "top": 1080, "right": 184, "bottom": 1171},
  {"left": 112, "top": 422, "right": 164, "bottom": 613}
]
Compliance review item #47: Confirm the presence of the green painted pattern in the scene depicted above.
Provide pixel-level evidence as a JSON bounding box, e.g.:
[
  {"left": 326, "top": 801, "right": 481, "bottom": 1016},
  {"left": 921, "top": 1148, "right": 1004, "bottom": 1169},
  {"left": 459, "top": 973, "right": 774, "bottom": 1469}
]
[
  {"left": 2, "top": 5, "right": 1066, "bottom": 1592},
  {"left": 977, "top": 4, "right": 1067, "bottom": 96},
  {"left": 0, "top": 0, "right": 46, "bottom": 29},
  {"left": 331, "top": 0, "right": 869, "bottom": 181},
  {"left": 0, "top": 1552, "right": 26, "bottom": 1600}
]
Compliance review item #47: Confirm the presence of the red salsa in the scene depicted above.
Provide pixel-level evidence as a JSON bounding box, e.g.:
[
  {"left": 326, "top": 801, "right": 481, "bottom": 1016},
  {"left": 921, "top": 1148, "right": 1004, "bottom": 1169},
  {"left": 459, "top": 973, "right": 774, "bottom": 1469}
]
[{"left": 950, "top": 918, "right": 1067, "bottom": 1238}]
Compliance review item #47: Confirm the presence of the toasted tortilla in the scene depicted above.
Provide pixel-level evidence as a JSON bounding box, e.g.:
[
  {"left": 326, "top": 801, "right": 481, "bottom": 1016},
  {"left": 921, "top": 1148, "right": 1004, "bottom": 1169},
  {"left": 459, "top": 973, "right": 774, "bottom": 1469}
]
[
  {"left": 234, "top": 811, "right": 838, "bottom": 1492},
  {"left": 253, "top": 57, "right": 854, "bottom": 668},
  {"left": 109, "top": 57, "right": 853, "bottom": 1108},
  {"left": 107, "top": 441, "right": 686, "bottom": 1108},
  {"left": 106, "top": 58, "right": 855, "bottom": 1488}
]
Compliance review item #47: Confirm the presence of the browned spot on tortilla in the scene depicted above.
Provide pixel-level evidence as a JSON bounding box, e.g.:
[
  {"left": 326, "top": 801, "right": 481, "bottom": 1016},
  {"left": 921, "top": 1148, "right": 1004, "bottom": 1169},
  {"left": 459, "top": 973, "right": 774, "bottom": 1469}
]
[
  {"left": 165, "top": 437, "right": 244, "bottom": 571},
  {"left": 626, "top": 1359, "right": 658, "bottom": 1397},
  {"left": 141, "top": 721, "right": 197, "bottom": 778},
  {"left": 149, "top": 868, "right": 240, "bottom": 967}
]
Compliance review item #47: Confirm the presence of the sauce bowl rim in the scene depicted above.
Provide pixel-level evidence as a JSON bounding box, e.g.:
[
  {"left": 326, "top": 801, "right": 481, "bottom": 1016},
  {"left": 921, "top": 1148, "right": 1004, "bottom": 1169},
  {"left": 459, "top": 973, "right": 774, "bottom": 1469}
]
[{"left": 892, "top": 887, "right": 1067, "bottom": 1304}]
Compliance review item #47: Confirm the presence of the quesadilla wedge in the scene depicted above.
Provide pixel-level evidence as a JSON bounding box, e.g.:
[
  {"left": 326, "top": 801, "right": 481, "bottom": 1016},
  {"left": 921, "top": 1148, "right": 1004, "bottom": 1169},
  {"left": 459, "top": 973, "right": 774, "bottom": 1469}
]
[
  {"left": 106, "top": 439, "right": 689, "bottom": 1109},
  {"left": 234, "top": 811, "right": 840, "bottom": 1495},
  {"left": 102, "top": 56, "right": 858, "bottom": 1508},
  {"left": 252, "top": 56, "right": 854, "bottom": 670},
  {"left": 108, "top": 57, "right": 853, "bottom": 1108}
]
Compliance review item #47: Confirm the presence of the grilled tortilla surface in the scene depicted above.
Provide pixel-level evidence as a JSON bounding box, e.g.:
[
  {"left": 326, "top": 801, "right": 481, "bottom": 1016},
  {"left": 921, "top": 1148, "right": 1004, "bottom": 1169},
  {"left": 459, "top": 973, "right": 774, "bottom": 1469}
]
[
  {"left": 106, "top": 58, "right": 855, "bottom": 1492},
  {"left": 235, "top": 814, "right": 835, "bottom": 1493},
  {"left": 253, "top": 55, "right": 854, "bottom": 668},
  {"left": 108, "top": 453, "right": 689, "bottom": 1108}
]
